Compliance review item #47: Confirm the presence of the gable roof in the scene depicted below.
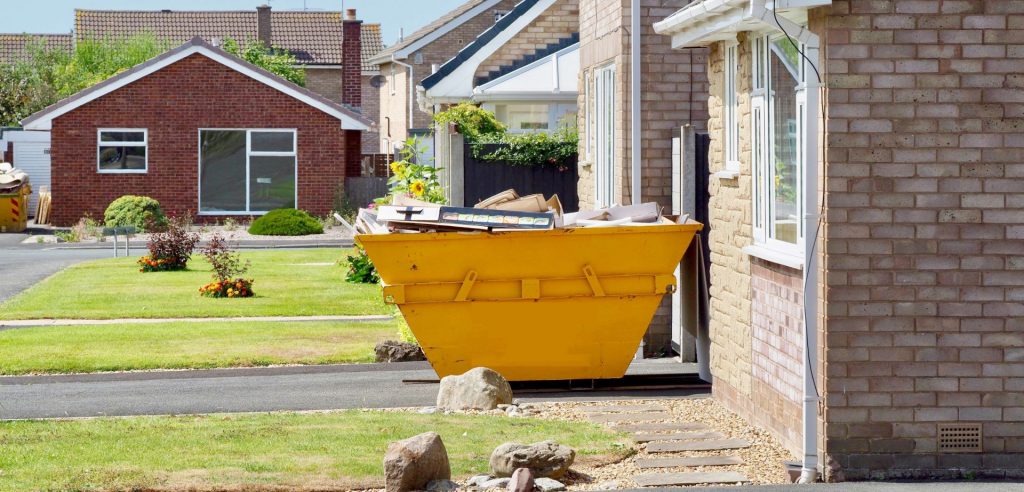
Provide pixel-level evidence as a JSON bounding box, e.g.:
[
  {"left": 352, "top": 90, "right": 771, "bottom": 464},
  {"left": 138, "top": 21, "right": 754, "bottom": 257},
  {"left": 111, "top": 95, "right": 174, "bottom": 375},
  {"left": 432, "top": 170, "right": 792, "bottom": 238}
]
[
  {"left": 0, "top": 34, "right": 72, "bottom": 64},
  {"left": 21, "top": 37, "right": 373, "bottom": 131},
  {"left": 368, "top": 0, "right": 503, "bottom": 65},
  {"left": 74, "top": 9, "right": 384, "bottom": 71}
]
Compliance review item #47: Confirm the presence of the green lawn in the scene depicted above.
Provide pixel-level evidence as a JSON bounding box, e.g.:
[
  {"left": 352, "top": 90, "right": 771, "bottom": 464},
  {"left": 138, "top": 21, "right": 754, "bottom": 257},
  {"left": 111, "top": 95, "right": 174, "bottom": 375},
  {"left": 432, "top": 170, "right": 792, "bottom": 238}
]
[
  {"left": 0, "top": 319, "right": 402, "bottom": 375},
  {"left": 0, "top": 411, "right": 631, "bottom": 491},
  {"left": 0, "top": 249, "right": 390, "bottom": 319}
]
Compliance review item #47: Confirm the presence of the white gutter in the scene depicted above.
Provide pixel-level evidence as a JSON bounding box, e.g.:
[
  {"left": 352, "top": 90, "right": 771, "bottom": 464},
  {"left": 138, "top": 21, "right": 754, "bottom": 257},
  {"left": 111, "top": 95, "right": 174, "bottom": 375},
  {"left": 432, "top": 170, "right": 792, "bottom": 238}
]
[
  {"left": 747, "top": 0, "right": 822, "bottom": 483},
  {"left": 391, "top": 55, "right": 416, "bottom": 137},
  {"left": 630, "top": 0, "right": 642, "bottom": 205}
]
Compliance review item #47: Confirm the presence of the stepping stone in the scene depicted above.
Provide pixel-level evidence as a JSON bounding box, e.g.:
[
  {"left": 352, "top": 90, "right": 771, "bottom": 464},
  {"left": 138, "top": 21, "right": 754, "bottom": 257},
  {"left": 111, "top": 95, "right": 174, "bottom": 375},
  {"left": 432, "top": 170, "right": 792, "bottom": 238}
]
[
  {"left": 646, "top": 438, "right": 751, "bottom": 453},
  {"left": 611, "top": 422, "right": 709, "bottom": 433},
  {"left": 635, "top": 456, "right": 743, "bottom": 469},
  {"left": 633, "top": 431, "right": 726, "bottom": 442},
  {"left": 580, "top": 404, "right": 670, "bottom": 413},
  {"left": 633, "top": 471, "right": 748, "bottom": 487},
  {"left": 587, "top": 412, "right": 673, "bottom": 423}
]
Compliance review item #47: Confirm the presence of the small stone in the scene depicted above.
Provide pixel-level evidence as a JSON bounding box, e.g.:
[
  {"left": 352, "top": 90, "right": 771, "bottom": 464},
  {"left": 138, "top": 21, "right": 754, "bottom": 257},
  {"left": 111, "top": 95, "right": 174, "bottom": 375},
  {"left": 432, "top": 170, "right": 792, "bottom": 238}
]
[
  {"left": 505, "top": 406, "right": 522, "bottom": 417},
  {"left": 480, "top": 477, "right": 511, "bottom": 489},
  {"left": 534, "top": 478, "right": 566, "bottom": 492},
  {"left": 497, "top": 404, "right": 512, "bottom": 410},
  {"left": 490, "top": 441, "right": 575, "bottom": 478},
  {"left": 437, "top": 367, "right": 514, "bottom": 411},
  {"left": 507, "top": 468, "right": 535, "bottom": 492},
  {"left": 375, "top": 340, "right": 427, "bottom": 363},
  {"left": 383, "top": 432, "right": 451, "bottom": 492},
  {"left": 467, "top": 475, "right": 491, "bottom": 487},
  {"left": 489, "top": 409, "right": 505, "bottom": 415},
  {"left": 426, "top": 479, "right": 459, "bottom": 492},
  {"left": 595, "top": 479, "right": 621, "bottom": 490},
  {"left": 418, "top": 407, "right": 438, "bottom": 414}
]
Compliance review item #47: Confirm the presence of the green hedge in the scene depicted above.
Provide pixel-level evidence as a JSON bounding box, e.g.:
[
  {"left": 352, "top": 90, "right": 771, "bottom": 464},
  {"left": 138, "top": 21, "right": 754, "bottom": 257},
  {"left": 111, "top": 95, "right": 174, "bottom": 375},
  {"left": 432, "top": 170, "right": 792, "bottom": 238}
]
[
  {"left": 103, "top": 195, "right": 167, "bottom": 232},
  {"left": 248, "top": 209, "right": 323, "bottom": 236}
]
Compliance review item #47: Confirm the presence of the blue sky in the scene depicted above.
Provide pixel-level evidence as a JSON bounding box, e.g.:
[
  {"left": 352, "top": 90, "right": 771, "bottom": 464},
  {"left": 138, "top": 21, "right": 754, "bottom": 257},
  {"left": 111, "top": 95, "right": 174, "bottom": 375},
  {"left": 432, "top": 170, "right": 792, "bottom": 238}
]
[{"left": 0, "top": 0, "right": 467, "bottom": 45}]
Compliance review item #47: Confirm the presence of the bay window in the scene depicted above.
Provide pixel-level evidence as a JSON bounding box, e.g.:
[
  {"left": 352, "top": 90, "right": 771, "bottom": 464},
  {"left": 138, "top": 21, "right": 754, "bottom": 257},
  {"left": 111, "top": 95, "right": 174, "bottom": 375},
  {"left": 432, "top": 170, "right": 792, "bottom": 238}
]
[
  {"left": 750, "top": 34, "right": 806, "bottom": 257},
  {"left": 199, "top": 129, "right": 297, "bottom": 214}
]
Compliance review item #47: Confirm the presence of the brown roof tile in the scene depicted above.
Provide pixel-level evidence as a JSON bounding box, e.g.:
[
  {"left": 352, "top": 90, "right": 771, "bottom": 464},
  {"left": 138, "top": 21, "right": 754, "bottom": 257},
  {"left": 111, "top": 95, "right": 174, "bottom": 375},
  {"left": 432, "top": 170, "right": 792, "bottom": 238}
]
[
  {"left": 0, "top": 34, "right": 72, "bottom": 64},
  {"left": 74, "top": 9, "right": 384, "bottom": 70}
]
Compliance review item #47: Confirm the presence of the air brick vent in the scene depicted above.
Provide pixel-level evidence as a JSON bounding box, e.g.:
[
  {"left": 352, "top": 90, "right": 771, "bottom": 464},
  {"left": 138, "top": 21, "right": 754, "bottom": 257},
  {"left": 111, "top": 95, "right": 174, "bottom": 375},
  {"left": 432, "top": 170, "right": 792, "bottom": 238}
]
[{"left": 938, "top": 424, "right": 982, "bottom": 453}]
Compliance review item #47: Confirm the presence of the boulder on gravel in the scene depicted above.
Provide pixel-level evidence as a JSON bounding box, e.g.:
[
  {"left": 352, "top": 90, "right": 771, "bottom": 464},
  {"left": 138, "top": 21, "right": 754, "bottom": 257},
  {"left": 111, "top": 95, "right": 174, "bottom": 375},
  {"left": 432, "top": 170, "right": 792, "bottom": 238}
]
[
  {"left": 436, "top": 367, "right": 513, "bottom": 411},
  {"left": 384, "top": 432, "right": 451, "bottom": 492},
  {"left": 375, "top": 340, "right": 427, "bottom": 363},
  {"left": 507, "top": 467, "right": 535, "bottom": 492},
  {"left": 489, "top": 440, "right": 575, "bottom": 478}
]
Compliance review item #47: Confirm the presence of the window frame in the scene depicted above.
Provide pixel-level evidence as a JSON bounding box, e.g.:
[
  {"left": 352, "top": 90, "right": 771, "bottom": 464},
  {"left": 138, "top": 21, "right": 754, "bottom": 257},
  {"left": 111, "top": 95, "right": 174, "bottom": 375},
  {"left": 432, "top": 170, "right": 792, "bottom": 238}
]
[
  {"left": 96, "top": 128, "right": 148, "bottom": 174},
  {"left": 594, "top": 63, "right": 616, "bottom": 208},
  {"left": 750, "top": 33, "right": 806, "bottom": 259},
  {"left": 197, "top": 128, "right": 298, "bottom": 215},
  {"left": 724, "top": 43, "right": 740, "bottom": 173},
  {"left": 389, "top": 65, "right": 397, "bottom": 95}
]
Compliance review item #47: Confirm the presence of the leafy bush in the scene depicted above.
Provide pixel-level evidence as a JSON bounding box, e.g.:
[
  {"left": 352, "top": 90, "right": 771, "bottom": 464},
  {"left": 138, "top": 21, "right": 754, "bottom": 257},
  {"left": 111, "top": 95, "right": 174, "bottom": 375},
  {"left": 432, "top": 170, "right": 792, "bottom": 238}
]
[
  {"left": 104, "top": 195, "right": 167, "bottom": 232},
  {"left": 433, "top": 102, "right": 506, "bottom": 141},
  {"left": 138, "top": 216, "right": 199, "bottom": 272},
  {"left": 345, "top": 245, "right": 380, "bottom": 284},
  {"left": 199, "top": 234, "right": 253, "bottom": 298},
  {"left": 377, "top": 139, "right": 447, "bottom": 205},
  {"left": 248, "top": 209, "right": 324, "bottom": 236},
  {"left": 476, "top": 123, "right": 579, "bottom": 169}
]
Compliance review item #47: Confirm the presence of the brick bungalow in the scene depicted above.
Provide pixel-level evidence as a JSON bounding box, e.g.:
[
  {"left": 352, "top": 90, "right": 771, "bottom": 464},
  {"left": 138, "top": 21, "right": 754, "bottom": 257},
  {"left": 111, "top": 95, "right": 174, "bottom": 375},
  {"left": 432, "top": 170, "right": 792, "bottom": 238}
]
[
  {"left": 72, "top": 6, "right": 384, "bottom": 154},
  {"left": 21, "top": 37, "right": 372, "bottom": 226},
  {"left": 577, "top": 0, "right": 710, "bottom": 356},
  {"left": 418, "top": 0, "right": 581, "bottom": 133},
  {"left": 368, "top": 0, "right": 520, "bottom": 153},
  {"left": 655, "top": 0, "right": 1024, "bottom": 481}
]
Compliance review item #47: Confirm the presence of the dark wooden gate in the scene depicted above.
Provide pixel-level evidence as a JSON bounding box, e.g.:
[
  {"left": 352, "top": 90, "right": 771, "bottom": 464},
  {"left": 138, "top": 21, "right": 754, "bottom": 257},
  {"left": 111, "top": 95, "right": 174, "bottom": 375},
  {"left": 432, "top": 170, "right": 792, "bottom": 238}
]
[
  {"left": 462, "top": 143, "right": 580, "bottom": 211},
  {"left": 695, "top": 133, "right": 711, "bottom": 283}
]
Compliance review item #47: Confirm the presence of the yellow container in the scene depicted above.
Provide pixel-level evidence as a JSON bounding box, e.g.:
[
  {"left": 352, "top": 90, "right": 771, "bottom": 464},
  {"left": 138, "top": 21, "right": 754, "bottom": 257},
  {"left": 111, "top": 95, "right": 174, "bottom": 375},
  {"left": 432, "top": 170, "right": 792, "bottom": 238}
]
[
  {"left": 357, "top": 220, "right": 703, "bottom": 381},
  {"left": 0, "top": 185, "right": 30, "bottom": 233}
]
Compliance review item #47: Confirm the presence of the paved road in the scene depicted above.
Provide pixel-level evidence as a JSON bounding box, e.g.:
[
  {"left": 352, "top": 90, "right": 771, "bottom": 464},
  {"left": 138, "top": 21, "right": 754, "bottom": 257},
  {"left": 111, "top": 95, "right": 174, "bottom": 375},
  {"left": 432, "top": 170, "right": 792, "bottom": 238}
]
[
  {"left": 0, "top": 244, "right": 111, "bottom": 302},
  {"left": 639, "top": 484, "right": 1024, "bottom": 492},
  {"left": 0, "top": 361, "right": 706, "bottom": 420}
]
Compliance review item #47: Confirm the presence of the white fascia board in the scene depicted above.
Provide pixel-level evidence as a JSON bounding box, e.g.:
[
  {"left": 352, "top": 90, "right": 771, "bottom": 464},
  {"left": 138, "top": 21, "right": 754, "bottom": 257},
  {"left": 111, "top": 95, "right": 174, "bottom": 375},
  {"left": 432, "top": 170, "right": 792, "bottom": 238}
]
[
  {"left": 23, "top": 46, "right": 370, "bottom": 131},
  {"left": 1, "top": 129, "right": 51, "bottom": 143},
  {"left": 669, "top": 8, "right": 749, "bottom": 48},
  {"left": 391, "top": 0, "right": 504, "bottom": 60},
  {"left": 473, "top": 93, "right": 577, "bottom": 102},
  {"left": 473, "top": 44, "right": 579, "bottom": 100},
  {"left": 425, "top": 0, "right": 558, "bottom": 100},
  {"left": 769, "top": 0, "right": 831, "bottom": 9}
]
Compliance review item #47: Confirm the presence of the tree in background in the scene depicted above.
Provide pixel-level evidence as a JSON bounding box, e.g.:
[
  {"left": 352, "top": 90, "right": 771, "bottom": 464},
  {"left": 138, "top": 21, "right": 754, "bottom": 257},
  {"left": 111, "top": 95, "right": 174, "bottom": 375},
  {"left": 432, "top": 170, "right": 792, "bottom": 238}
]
[{"left": 0, "top": 34, "right": 305, "bottom": 126}]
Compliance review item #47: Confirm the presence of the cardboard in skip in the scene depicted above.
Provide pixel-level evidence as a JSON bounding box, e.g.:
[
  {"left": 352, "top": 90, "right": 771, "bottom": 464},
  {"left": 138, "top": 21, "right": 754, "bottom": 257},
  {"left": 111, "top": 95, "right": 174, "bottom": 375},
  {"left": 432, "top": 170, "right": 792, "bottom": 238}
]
[{"left": 379, "top": 205, "right": 554, "bottom": 232}]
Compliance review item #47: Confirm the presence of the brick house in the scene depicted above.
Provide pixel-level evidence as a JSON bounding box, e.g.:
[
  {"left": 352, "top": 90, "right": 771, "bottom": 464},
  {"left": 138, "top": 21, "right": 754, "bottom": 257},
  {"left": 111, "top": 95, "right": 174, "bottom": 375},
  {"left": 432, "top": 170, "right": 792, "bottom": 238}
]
[
  {"left": 419, "top": 0, "right": 581, "bottom": 133},
  {"left": 368, "top": 0, "right": 520, "bottom": 153},
  {"left": 577, "top": 0, "right": 709, "bottom": 355},
  {"left": 72, "top": 6, "right": 384, "bottom": 153},
  {"left": 655, "top": 0, "right": 1024, "bottom": 481},
  {"left": 21, "top": 38, "right": 371, "bottom": 226}
]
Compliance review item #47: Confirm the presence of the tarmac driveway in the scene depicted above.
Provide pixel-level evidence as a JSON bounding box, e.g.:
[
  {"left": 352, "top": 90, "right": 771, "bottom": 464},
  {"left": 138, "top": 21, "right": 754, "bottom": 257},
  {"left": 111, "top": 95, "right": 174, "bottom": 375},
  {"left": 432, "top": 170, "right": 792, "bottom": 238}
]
[{"left": 0, "top": 239, "right": 112, "bottom": 302}]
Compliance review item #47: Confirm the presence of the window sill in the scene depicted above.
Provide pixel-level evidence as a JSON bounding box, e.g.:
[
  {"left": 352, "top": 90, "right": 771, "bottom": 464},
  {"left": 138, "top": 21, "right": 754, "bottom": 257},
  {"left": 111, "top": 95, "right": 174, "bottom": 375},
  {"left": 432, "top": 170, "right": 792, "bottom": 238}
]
[
  {"left": 743, "top": 244, "right": 804, "bottom": 270},
  {"left": 197, "top": 211, "right": 269, "bottom": 216},
  {"left": 714, "top": 169, "right": 740, "bottom": 180},
  {"left": 97, "top": 170, "right": 147, "bottom": 174}
]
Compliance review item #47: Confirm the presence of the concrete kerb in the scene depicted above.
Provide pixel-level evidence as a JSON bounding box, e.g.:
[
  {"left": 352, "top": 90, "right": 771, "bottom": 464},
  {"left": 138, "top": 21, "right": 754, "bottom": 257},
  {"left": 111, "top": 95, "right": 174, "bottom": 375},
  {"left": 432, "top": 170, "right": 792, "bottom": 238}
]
[{"left": 0, "top": 314, "right": 394, "bottom": 330}]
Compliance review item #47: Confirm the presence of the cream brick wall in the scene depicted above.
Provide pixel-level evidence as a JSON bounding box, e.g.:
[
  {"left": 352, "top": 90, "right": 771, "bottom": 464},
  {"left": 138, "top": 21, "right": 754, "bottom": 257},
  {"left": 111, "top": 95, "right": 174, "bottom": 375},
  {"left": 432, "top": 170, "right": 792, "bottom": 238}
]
[
  {"left": 378, "top": 62, "right": 410, "bottom": 152},
  {"left": 476, "top": 0, "right": 580, "bottom": 80}
]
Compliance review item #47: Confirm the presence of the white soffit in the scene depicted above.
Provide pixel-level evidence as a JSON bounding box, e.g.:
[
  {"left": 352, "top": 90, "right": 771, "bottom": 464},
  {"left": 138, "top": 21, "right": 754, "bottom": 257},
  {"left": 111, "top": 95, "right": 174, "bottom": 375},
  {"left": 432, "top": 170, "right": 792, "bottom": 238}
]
[
  {"left": 474, "top": 44, "right": 579, "bottom": 101},
  {"left": 653, "top": 0, "right": 829, "bottom": 49}
]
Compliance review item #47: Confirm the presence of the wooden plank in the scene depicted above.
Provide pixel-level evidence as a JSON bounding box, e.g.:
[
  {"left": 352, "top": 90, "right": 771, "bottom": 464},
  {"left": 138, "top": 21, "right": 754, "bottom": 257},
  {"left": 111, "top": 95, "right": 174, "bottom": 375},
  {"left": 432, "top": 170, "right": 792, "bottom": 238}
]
[
  {"left": 646, "top": 438, "right": 751, "bottom": 453},
  {"left": 633, "top": 471, "right": 748, "bottom": 487},
  {"left": 632, "top": 431, "right": 727, "bottom": 442},
  {"left": 610, "top": 422, "right": 709, "bottom": 433},
  {"left": 586, "top": 412, "right": 674, "bottom": 423},
  {"left": 635, "top": 456, "right": 743, "bottom": 469},
  {"left": 580, "top": 405, "right": 671, "bottom": 413}
]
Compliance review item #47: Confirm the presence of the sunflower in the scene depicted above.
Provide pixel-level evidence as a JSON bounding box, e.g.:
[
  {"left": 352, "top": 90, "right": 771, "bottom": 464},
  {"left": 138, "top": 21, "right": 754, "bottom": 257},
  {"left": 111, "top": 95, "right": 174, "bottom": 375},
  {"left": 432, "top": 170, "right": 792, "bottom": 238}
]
[{"left": 410, "top": 180, "right": 426, "bottom": 197}]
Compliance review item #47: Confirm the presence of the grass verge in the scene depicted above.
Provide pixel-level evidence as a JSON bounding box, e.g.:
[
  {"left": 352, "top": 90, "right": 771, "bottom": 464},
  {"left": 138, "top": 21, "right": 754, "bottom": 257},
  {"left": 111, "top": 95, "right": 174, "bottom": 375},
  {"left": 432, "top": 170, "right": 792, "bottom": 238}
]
[
  {"left": 0, "top": 411, "right": 631, "bottom": 491},
  {"left": 0, "top": 319, "right": 401, "bottom": 375},
  {"left": 0, "top": 249, "right": 390, "bottom": 319}
]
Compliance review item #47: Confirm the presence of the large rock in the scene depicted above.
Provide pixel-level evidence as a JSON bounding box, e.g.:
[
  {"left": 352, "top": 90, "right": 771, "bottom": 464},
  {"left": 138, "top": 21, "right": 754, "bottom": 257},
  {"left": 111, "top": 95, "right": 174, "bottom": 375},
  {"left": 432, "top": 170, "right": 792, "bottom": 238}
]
[
  {"left": 436, "top": 367, "right": 513, "bottom": 411},
  {"left": 507, "top": 467, "right": 535, "bottom": 492},
  {"left": 384, "top": 432, "right": 451, "bottom": 492},
  {"left": 489, "top": 440, "right": 575, "bottom": 478},
  {"left": 375, "top": 340, "right": 427, "bottom": 362}
]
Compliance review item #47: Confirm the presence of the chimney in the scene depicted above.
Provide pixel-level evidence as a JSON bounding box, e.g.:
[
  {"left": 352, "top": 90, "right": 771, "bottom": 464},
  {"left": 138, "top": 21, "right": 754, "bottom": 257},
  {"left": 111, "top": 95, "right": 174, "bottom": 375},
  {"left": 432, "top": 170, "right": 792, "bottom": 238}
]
[
  {"left": 341, "top": 8, "right": 362, "bottom": 108},
  {"left": 256, "top": 4, "right": 272, "bottom": 48}
]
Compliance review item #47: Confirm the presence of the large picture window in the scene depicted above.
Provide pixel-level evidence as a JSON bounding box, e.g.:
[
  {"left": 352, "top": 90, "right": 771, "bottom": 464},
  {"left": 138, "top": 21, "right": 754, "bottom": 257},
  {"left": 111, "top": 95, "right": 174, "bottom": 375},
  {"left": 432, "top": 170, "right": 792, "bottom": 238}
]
[
  {"left": 97, "top": 129, "right": 147, "bottom": 173},
  {"left": 199, "top": 129, "right": 297, "bottom": 214},
  {"left": 751, "top": 35, "right": 805, "bottom": 256}
]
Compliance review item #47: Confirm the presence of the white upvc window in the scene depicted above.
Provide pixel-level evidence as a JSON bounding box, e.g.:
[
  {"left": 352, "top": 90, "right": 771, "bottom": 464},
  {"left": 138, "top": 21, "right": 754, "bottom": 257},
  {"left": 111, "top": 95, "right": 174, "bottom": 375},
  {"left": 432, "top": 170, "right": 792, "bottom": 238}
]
[
  {"left": 97, "top": 129, "right": 147, "bottom": 173},
  {"left": 390, "top": 65, "right": 397, "bottom": 95},
  {"left": 593, "top": 63, "right": 616, "bottom": 208},
  {"left": 750, "top": 34, "right": 806, "bottom": 259},
  {"left": 584, "top": 70, "right": 594, "bottom": 161},
  {"left": 724, "top": 43, "right": 740, "bottom": 173},
  {"left": 198, "top": 129, "right": 298, "bottom": 214}
]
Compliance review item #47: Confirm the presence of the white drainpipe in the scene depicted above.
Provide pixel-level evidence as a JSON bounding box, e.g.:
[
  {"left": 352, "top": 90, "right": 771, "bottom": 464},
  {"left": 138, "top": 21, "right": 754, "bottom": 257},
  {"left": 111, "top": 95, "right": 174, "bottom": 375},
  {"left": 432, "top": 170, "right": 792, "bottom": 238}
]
[
  {"left": 391, "top": 55, "right": 415, "bottom": 140},
  {"left": 746, "top": 0, "right": 822, "bottom": 483},
  {"left": 630, "top": 0, "right": 642, "bottom": 205}
]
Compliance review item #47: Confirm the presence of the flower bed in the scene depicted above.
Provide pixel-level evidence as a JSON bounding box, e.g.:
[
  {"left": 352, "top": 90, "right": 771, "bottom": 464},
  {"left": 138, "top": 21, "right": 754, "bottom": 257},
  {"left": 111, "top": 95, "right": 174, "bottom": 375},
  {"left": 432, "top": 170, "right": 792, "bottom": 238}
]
[
  {"left": 137, "top": 255, "right": 188, "bottom": 273},
  {"left": 199, "top": 278, "right": 254, "bottom": 298}
]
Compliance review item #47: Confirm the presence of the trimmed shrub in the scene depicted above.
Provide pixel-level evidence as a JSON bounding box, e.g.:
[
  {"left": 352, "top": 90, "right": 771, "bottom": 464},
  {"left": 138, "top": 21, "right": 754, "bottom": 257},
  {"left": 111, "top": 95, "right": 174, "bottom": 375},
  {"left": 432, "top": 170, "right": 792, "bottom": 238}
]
[
  {"left": 104, "top": 195, "right": 167, "bottom": 232},
  {"left": 138, "top": 216, "right": 199, "bottom": 272},
  {"left": 248, "top": 208, "right": 324, "bottom": 236}
]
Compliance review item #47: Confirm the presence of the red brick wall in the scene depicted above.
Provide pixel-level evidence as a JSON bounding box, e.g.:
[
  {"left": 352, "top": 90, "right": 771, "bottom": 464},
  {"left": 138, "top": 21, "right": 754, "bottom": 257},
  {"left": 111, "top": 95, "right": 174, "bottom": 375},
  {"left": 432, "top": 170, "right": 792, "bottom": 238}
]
[
  {"left": 342, "top": 19, "right": 363, "bottom": 107},
  {"left": 49, "top": 53, "right": 353, "bottom": 226}
]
